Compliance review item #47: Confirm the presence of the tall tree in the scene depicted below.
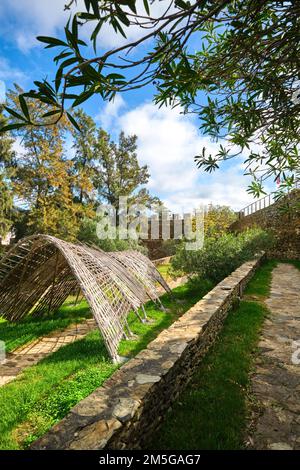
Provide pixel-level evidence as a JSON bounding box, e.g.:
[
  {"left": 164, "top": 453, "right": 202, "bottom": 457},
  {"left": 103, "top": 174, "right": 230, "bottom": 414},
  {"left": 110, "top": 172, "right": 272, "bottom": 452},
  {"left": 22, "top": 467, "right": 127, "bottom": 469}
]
[
  {"left": 0, "top": 107, "right": 15, "bottom": 239},
  {"left": 3, "top": 1, "right": 300, "bottom": 195},
  {"left": 7, "top": 87, "right": 84, "bottom": 240},
  {"left": 71, "top": 108, "right": 97, "bottom": 205},
  {"left": 94, "top": 129, "right": 159, "bottom": 212}
]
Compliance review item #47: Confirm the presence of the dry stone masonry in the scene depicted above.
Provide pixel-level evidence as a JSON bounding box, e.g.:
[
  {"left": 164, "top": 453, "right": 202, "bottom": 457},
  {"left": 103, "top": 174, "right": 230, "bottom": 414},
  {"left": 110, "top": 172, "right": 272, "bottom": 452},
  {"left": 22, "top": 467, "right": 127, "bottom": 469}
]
[
  {"left": 32, "top": 256, "right": 263, "bottom": 450},
  {"left": 231, "top": 189, "right": 300, "bottom": 259}
]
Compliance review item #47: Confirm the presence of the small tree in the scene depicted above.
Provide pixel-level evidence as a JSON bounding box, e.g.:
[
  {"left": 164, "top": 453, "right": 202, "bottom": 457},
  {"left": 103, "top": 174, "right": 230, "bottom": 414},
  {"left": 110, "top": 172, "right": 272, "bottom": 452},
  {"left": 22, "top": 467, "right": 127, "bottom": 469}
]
[{"left": 204, "top": 205, "right": 237, "bottom": 238}]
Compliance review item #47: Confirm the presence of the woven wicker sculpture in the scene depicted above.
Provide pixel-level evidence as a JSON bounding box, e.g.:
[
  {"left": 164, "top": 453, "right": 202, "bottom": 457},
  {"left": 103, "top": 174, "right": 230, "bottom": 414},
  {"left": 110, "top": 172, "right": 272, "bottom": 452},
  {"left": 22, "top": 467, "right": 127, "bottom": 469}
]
[{"left": 0, "top": 234, "right": 171, "bottom": 362}]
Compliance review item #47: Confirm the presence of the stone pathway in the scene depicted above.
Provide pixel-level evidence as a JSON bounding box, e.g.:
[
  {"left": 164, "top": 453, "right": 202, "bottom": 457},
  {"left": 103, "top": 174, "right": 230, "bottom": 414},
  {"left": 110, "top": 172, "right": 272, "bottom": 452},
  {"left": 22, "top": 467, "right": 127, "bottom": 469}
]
[
  {"left": 0, "top": 319, "right": 96, "bottom": 387},
  {"left": 0, "top": 275, "right": 186, "bottom": 388},
  {"left": 250, "top": 263, "right": 300, "bottom": 450}
]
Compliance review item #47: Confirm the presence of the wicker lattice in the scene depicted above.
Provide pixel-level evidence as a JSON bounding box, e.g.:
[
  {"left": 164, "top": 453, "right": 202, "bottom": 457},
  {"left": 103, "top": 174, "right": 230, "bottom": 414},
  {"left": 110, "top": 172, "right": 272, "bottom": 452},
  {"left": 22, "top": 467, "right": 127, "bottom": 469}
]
[{"left": 0, "top": 235, "right": 170, "bottom": 362}]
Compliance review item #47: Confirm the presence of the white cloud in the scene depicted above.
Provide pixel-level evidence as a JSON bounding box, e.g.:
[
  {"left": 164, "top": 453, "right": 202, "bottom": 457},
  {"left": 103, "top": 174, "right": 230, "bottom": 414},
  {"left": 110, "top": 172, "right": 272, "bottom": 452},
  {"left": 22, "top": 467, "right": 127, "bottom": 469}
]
[
  {"left": 0, "top": 0, "right": 176, "bottom": 52},
  {"left": 0, "top": 80, "right": 5, "bottom": 103},
  {"left": 0, "top": 0, "right": 69, "bottom": 52},
  {"left": 95, "top": 94, "right": 126, "bottom": 129},
  {"left": 100, "top": 100, "right": 264, "bottom": 212},
  {"left": 0, "top": 58, "right": 29, "bottom": 99},
  {"left": 0, "top": 57, "right": 28, "bottom": 85},
  {"left": 80, "top": 0, "right": 177, "bottom": 49}
]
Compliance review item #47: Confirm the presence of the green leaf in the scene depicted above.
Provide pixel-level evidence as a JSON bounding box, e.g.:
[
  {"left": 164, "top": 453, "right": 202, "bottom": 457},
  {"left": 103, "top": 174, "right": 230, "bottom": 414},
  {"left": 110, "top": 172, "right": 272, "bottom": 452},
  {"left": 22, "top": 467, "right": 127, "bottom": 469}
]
[
  {"left": 90, "top": 0, "right": 100, "bottom": 19},
  {"left": 175, "top": 0, "right": 189, "bottom": 10},
  {"left": 0, "top": 123, "right": 28, "bottom": 132},
  {"left": 83, "top": 65, "right": 101, "bottom": 81},
  {"left": 19, "top": 95, "right": 30, "bottom": 121},
  {"left": 84, "top": 0, "right": 91, "bottom": 12},
  {"left": 72, "top": 15, "right": 79, "bottom": 40},
  {"left": 55, "top": 67, "right": 63, "bottom": 93},
  {"left": 115, "top": 5, "right": 130, "bottom": 27},
  {"left": 91, "top": 20, "right": 103, "bottom": 53},
  {"left": 106, "top": 73, "right": 125, "bottom": 80},
  {"left": 54, "top": 51, "right": 73, "bottom": 64},
  {"left": 78, "top": 12, "right": 96, "bottom": 20},
  {"left": 42, "top": 109, "right": 62, "bottom": 118},
  {"left": 37, "top": 36, "right": 67, "bottom": 47},
  {"left": 127, "top": 1, "right": 137, "bottom": 14},
  {"left": 60, "top": 57, "right": 79, "bottom": 70},
  {"left": 4, "top": 106, "right": 27, "bottom": 122},
  {"left": 111, "top": 18, "right": 126, "bottom": 38},
  {"left": 143, "top": 0, "right": 150, "bottom": 15},
  {"left": 66, "top": 76, "right": 91, "bottom": 87},
  {"left": 72, "top": 89, "right": 94, "bottom": 107},
  {"left": 67, "top": 112, "right": 81, "bottom": 132},
  {"left": 63, "top": 93, "right": 80, "bottom": 99},
  {"left": 33, "top": 81, "right": 55, "bottom": 100}
]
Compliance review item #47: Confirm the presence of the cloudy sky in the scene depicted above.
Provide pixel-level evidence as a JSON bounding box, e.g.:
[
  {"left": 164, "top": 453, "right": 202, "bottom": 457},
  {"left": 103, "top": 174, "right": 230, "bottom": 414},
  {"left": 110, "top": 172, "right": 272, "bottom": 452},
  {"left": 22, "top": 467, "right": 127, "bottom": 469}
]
[{"left": 0, "top": 0, "right": 275, "bottom": 213}]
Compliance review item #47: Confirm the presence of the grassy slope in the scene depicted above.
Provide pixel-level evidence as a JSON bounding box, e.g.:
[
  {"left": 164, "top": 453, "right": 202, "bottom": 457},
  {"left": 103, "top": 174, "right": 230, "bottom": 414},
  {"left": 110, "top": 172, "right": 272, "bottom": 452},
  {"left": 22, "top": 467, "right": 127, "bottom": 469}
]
[
  {"left": 149, "top": 260, "right": 276, "bottom": 450},
  {"left": 0, "top": 278, "right": 213, "bottom": 450}
]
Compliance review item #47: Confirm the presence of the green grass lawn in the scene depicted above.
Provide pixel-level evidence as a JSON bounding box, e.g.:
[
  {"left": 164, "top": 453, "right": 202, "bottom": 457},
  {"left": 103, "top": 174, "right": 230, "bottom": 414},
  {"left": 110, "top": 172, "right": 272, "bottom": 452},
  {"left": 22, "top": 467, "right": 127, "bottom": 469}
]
[
  {"left": 0, "top": 297, "right": 91, "bottom": 352},
  {"left": 0, "top": 264, "right": 175, "bottom": 353},
  {"left": 157, "top": 263, "right": 171, "bottom": 279},
  {"left": 157, "top": 262, "right": 184, "bottom": 281},
  {"left": 0, "top": 278, "right": 213, "bottom": 450},
  {"left": 243, "top": 259, "right": 277, "bottom": 299},
  {"left": 149, "top": 260, "right": 276, "bottom": 450}
]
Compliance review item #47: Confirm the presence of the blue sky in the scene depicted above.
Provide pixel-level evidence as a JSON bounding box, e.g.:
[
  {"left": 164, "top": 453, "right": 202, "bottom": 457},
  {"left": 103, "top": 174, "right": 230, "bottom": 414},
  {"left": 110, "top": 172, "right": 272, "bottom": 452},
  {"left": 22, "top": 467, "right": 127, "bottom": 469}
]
[{"left": 0, "top": 0, "right": 275, "bottom": 213}]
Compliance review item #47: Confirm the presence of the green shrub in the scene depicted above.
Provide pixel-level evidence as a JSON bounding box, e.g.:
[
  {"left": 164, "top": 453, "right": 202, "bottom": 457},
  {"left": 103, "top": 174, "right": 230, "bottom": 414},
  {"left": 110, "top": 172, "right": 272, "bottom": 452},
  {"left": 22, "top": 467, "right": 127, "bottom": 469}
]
[
  {"left": 172, "top": 228, "right": 272, "bottom": 283},
  {"left": 77, "top": 217, "right": 146, "bottom": 253}
]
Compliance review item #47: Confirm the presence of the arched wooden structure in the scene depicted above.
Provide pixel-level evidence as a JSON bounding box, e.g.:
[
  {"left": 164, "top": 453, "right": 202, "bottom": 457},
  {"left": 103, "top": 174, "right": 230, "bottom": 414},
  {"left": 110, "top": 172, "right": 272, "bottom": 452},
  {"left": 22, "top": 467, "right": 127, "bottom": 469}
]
[{"left": 0, "top": 235, "right": 171, "bottom": 362}]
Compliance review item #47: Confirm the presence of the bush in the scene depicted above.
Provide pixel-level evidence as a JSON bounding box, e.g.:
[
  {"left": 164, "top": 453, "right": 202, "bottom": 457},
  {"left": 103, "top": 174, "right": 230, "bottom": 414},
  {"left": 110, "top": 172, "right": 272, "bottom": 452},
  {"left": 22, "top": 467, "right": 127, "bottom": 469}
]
[
  {"left": 172, "top": 228, "right": 273, "bottom": 283},
  {"left": 77, "top": 217, "right": 146, "bottom": 253}
]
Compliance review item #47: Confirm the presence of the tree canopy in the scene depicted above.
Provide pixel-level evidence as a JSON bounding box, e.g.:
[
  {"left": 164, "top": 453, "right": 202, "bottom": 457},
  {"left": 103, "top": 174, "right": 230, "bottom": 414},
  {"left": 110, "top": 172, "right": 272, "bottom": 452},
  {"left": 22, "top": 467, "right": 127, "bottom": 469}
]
[
  {"left": 0, "top": 107, "right": 15, "bottom": 238},
  {"left": 1, "top": 1, "right": 300, "bottom": 195},
  {"left": 1, "top": 89, "right": 158, "bottom": 241}
]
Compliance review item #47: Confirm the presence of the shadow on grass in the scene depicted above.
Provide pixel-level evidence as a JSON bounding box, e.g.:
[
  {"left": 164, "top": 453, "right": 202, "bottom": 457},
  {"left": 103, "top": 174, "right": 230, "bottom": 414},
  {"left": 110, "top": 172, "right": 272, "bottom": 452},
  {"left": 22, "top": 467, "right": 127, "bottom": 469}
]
[{"left": 0, "top": 300, "right": 91, "bottom": 352}]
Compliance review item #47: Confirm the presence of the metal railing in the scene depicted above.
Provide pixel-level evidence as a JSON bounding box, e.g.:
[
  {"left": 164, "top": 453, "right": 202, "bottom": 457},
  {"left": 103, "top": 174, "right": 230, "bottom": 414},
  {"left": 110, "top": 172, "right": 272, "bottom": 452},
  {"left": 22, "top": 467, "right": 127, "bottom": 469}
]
[{"left": 239, "top": 179, "right": 300, "bottom": 218}]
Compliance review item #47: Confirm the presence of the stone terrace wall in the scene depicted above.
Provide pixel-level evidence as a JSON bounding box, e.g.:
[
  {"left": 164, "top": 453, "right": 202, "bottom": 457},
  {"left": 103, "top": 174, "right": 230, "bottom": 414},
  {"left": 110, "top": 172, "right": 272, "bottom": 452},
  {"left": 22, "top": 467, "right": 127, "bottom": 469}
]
[
  {"left": 32, "top": 256, "right": 263, "bottom": 451},
  {"left": 231, "top": 189, "right": 300, "bottom": 259},
  {"left": 152, "top": 255, "right": 172, "bottom": 267}
]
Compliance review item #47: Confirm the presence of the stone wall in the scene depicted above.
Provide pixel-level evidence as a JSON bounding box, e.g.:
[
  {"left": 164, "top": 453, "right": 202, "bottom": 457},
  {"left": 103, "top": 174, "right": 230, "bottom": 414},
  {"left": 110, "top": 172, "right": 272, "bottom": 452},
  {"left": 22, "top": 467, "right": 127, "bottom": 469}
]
[
  {"left": 152, "top": 255, "right": 172, "bottom": 267},
  {"left": 32, "top": 256, "right": 263, "bottom": 451},
  {"left": 231, "top": 189, "right": 300, "bottom": 259}
]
